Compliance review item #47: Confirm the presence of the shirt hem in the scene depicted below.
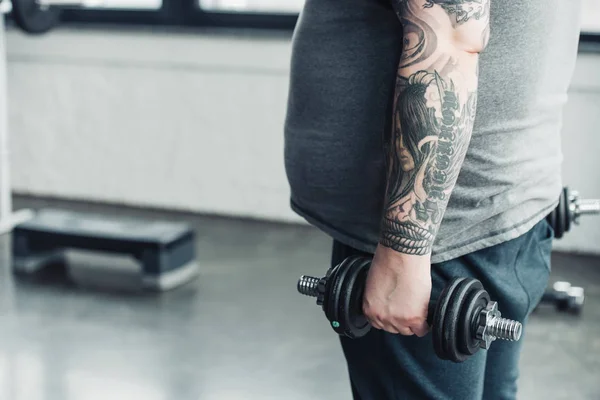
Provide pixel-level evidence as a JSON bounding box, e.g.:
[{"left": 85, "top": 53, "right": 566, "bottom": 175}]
[
  {"left": 430, "top": 201, "right": 558, "bottom": 263},
  {"left": 289, "top": 199, "right": 558, "bottom": 264},
  {"left": 290, "top": 200, "right": 379, "bottom": 255}
]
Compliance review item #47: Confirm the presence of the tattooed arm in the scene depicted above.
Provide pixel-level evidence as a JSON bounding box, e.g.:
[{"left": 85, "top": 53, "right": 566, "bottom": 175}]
[
  {"left": 382, "top": 0, "right": 490, "bottom": 255},
  {"left": 363, "top": 0, "right": 490, "bottom": 336}
]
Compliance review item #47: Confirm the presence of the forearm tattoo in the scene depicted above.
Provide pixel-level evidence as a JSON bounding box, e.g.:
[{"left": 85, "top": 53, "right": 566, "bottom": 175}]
[
  {"left": 398, "top": 0, "right": 490, "bottom": 24},
  {"left": 380, "top": 0, "right": 489, "bottom": 255},
  {"left": 425, "top": 0, "right": 490, "bottom": 24}
]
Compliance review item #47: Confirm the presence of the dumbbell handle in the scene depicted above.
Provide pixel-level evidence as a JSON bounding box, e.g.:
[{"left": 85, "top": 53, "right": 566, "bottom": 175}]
[
  {"left": 570, "top": 191, "right": 600, "bottom": 225},
  {"left": 298, "top": 275, "right": 440, "bottom": 325},
  {"left": 575, "top": 199, "right": 600, "bottom": 216},
  {"left": 298, "top": 275, "right": 522, "bottom": 344},
  {"left": 297, "top": 275, "right": 320, "bottom": 297}
]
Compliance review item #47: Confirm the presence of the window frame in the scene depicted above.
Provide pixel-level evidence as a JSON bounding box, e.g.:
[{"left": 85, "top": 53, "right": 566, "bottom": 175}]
[
  {"left": 57, "top": 0, "right": 299, "bottom": 30},
  {"left": 8, "top": 0, "right": 600, "bottom": 48}
]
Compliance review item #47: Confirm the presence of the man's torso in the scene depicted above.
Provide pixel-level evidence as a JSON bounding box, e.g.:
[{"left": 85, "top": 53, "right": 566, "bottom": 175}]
[{"left": 284, "top": 0, "right": 582, "bottom": 263}]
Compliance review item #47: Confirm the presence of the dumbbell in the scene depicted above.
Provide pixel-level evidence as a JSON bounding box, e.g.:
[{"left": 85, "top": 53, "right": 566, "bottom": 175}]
[
  {"left": 541, "top": 187, "right": 599, "bottom": 312},
  {"left": 297, "top": 256, "right": 522, "bottom": 363},
  {"left": 546, "top": 187, "right": 600, "bottom": 239},
  {"left": 539, "top": 281, "right": 585, "bottom": 314}
]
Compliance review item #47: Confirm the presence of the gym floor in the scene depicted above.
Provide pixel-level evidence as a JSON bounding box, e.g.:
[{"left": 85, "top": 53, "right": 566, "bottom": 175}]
[{"left": 1, "top": 196, "right": 599, "bottom": 400}]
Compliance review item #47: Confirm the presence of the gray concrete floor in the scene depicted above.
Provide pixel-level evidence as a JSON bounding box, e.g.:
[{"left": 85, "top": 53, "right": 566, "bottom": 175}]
[{"left": 1, "top": 196, "right": 599, "bottom": 400}]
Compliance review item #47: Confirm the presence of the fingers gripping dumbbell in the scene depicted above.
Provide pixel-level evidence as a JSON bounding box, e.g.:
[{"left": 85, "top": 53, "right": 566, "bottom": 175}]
[{"left": 297, "top": 256, "right": 522, "bottom": 363}]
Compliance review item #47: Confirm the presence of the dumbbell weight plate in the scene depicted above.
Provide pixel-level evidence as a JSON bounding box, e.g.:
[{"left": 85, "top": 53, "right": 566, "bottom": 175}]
[
  {"left": 458, "top": 285, "right": 490, "bottom": 359},
  {"left": 325, "top": 256, "right": 368, "bottom": 336},
  {"left": 555, "top": 189, "right": 566, "bottom": 239},
  {"left": 432, "top": 277, "right": 467, "bottom": 361},
  {"left": 442, "top": 278, "right": 486, "bottom": 363},
  {"left": 324, "top": 258, "right": 352, "bottom": 334},
  {"left": 562, "top": 187, "right": 571, "bottom": 234},
  {"left": 337, "top": 257, "right": 372, "bottom": 338}
]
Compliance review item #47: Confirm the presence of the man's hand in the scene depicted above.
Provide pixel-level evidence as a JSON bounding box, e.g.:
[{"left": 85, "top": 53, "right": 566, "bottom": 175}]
[{"left": 363, "top": 244, "right": 432, "bottom": 337}]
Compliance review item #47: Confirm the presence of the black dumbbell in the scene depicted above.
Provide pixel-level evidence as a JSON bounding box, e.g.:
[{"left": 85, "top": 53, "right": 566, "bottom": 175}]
[
  {"left": 539, "top": 281, "right": 585, "bottom": 314},
  {"left": 297, "top": 256, "right": 522, "bottom": 363},
  {"left": 546, "top": 187, "right": 600, "bottom": 239},
  {"left": 541, "top": 187, "right": 598, "bottom": 312}
]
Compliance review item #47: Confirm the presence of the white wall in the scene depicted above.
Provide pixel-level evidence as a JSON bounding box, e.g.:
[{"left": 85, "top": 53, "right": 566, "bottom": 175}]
[
  {"left": 4, "top": 27, "right": 600, "bottom": 254},
  {"left": 6, "top": 28, "right": 302, "bottom": 224},
  {"left": 0, "top": 16, "right": 10, "bottom": 221}
]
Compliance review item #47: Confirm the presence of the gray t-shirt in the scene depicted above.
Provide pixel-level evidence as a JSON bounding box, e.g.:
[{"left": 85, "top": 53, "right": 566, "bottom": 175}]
[{"left": 284, "top": 0, "right": 582, "bottom": 263}]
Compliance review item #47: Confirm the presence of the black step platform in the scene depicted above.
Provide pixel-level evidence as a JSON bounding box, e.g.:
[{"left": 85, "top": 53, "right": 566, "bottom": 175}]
[{"left": 12, "top": 208, "right": 198, "bottom": 291}]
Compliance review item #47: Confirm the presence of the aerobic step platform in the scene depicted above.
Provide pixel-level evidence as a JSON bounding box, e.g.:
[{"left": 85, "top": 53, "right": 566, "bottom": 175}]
[{"left": 12, "top": 208, "right": 198, "bottom": 291}]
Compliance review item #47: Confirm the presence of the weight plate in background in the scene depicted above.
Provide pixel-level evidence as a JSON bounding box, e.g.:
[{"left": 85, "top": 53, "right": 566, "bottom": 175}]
[
  {"left": 555, "top": 189, "right": 566, "bottom": 239},
  {"left": 563, "top": 187, "right": 571, "bottom": 234}
]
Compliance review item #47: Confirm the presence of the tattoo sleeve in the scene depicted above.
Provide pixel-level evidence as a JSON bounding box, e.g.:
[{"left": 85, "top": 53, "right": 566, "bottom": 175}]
[{"left": 380, "top": 0, "right": 490, "bottom": 255}]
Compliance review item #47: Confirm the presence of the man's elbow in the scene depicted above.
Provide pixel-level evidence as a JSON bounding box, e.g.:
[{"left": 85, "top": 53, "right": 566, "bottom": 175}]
[{"left": 451, "top": 22, "right": 491, "bottom": 54}]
